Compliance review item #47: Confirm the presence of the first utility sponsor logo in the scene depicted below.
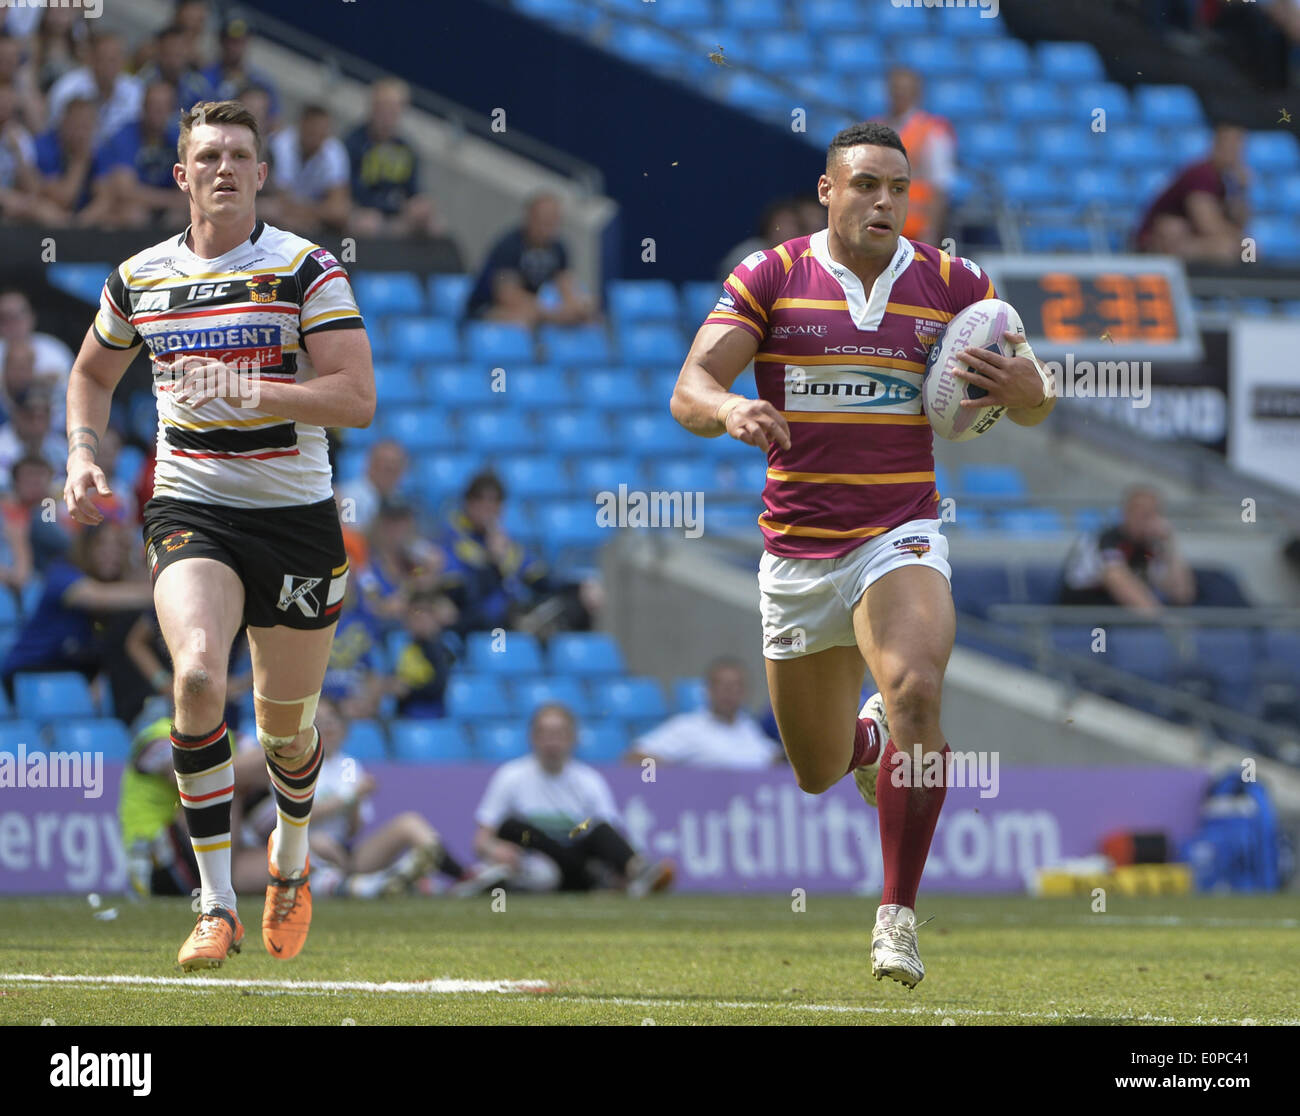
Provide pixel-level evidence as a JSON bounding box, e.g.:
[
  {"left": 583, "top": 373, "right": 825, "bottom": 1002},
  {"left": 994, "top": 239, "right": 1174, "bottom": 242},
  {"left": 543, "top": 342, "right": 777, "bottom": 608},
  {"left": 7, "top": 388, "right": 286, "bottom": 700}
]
[
  {"left": 50, "top": 1047, "right": 151, "bottom": 1097},
  {"left": 0, "top": 743, "right": 103, "bottom": 799}
]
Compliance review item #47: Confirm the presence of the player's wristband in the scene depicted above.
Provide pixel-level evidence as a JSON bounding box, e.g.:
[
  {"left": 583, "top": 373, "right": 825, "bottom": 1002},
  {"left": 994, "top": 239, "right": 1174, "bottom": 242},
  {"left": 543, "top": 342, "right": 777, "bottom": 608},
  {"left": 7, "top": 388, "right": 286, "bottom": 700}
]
[
  {"left": 1012, "top": 339, "right": 1054, "bottom": 406},
  {"left": 715, "top": 396, "right": 743, "bottom": 426}
]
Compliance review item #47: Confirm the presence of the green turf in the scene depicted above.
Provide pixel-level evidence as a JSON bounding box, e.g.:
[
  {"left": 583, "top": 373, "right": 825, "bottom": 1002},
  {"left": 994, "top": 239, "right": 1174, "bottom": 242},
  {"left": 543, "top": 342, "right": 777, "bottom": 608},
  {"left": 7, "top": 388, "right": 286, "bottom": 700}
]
[{"left": 1, "top": 893, "right": 1297, "bottom": 1025}]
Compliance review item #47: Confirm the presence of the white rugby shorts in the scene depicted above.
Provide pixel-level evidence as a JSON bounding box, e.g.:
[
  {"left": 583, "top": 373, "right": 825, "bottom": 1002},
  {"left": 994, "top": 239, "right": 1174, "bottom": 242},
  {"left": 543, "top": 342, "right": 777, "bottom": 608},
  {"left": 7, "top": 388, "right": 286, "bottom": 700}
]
[{"left": 758, "top": 518, "right": 951, "bottom": 660}]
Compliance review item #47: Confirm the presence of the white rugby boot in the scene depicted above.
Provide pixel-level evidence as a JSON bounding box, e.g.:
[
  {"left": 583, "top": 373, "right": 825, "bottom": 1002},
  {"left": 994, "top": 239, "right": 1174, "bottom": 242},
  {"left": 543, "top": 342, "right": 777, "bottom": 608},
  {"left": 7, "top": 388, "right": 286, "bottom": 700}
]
[
  {"left": 871, "top": 904, "right": 926, "bottom": 989},
  {"left": 851, "top": 692, "right": 889, "bottom": 809}
]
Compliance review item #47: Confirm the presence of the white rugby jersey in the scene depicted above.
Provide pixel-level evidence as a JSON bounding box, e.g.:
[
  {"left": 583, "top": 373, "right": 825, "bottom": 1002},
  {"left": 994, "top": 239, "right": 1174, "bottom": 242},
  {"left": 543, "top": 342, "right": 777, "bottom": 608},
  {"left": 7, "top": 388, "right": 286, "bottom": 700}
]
[{"left": 93, "top": 220, "right": 365, "bottom": 508}]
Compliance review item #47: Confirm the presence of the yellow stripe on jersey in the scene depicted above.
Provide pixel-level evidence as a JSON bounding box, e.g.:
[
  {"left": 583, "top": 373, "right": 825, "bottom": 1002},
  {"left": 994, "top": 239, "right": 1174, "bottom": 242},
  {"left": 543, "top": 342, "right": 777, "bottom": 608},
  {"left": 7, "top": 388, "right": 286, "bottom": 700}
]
[
  {"left": 767, "top": 468, "right": 936, "bottom": 485},
  {"left": 756, "top": 353, "right": 926, "bottom": 373},
  {"left": 125, "top": 245, "right": 316, "bottom": 288},
  {"left": 774, "top": 243, "right": 794, "bottom": 272},
  {"left": 94, "top": 313, "right": 137, "bottom": 347},
  {"left": 162, "top": 415, "right": 292, "bottom": 430},
  {"left": 772, "top": 297, "right": 849, "bottom": 311},
  {"left": 984, "top": 276, "right": 997, "bottom": 299},
  {"left": 939, "top": 250, "right": 951, "bottom": 286},
  {"left": 332, "top": 561, "right": 349, "bottom": 576},
  {"left": 885, "top": 302, "right": 953, "bottom": 323},
  {"left": 728, "top": 276, "right": 768, "bottom": 322},
  {"left": 706, "top": 310, "right": 762, "bottom": 329},
  {"left": 758, "top": 515, "right": 892, "bottom": 539},
  {"left": 780, "top": 412, "right": 930, "bottom": 425},
  {"left": 301, "top": 307, "right": 364, "bottom": 330}
]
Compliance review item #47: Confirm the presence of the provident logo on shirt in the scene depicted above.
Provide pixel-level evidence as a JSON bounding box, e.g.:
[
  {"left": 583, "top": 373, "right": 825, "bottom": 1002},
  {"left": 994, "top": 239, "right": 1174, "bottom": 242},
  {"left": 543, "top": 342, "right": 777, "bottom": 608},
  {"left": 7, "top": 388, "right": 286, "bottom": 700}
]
[
  {"left": 783, "top": 365, "right": 922, "bottom": 413},
  {"left": 145, "top": 325, "right": 284, "bottom": 370}
]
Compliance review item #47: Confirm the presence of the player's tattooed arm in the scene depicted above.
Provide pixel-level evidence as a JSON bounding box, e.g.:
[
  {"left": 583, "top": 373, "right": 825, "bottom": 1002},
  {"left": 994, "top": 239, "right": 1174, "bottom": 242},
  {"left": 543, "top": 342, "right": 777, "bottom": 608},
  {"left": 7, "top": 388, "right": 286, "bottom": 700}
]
[{"left": 68, "top": 425, "right": 100, "bottom": 460}]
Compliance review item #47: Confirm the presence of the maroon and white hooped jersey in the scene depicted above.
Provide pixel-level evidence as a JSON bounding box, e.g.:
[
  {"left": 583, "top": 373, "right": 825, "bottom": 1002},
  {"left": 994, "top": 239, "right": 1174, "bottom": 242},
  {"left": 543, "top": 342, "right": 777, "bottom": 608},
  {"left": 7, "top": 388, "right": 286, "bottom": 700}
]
[
  {"left": 94, "top": 220, "right": 365, "bottom": 508},
  {"left": 705, "top": 230, "right": 996, "bottom": 559}
]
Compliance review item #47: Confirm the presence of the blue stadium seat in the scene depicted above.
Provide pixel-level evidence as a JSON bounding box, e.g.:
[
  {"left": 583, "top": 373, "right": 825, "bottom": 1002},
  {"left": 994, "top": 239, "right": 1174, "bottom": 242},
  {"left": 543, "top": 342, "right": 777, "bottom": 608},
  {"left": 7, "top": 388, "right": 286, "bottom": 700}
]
[
  {"left": 414, "top": 451, "right": 478, "bottom": 498},
  {"left": 49, "top": 718, "right": 131, "bottom": 761},
  {"left": 353, "top": 272, "right": 424, "bottom": 316},
  {"left": 997, "top": 164, "right": 1067, "bottom": 207},
  {"left": 1072, "top": 167, "right": 1134, "bottom": 207},
  {"left": 15, "top": 672, "right": 96, "bottom": 719},
  {"left": 1106, "top": 126, "right": 1169, "bottom": 168},
  {"left": 0, "top": 591, "right": 17, "bottom": 627},
  {"left": 933, "top": 462, "right": 953, "bottom": 497},
  {"left": 426, "top": 364, "right": 500, "bottom": 407},
  {"left": 720, "top": 0, "right": 784, "bottom": 30},
  {"left": 549, "top": 632, "right": 627, "bottom": 676},
  {"left": 963, "top": 121, "right": 1026, "bottom": 165},
  {"left": 1273, "top": 174, "right": 1300, "bottom": 215},
  {"left": 672, "top": 676, "right": 706, "bottom": 711},
  {"left": 1022, "top": 224, "right": 1093, "bottom": 253},
  {"left": 936, "top": 6, "right": 1001, "bottom": 36},
  {"left": 680, "top": 280, "right": 723, "bottom": 325},
  {"left": 997, "top": 508, "right": 1067, "bottom": 534},
  {"left": 582, "top": 367, "right": 655, "bottom": 411},
  {"left": 427, "top": 274, "right": 473, "bottom": 319},
  {"left": 572, "top": 455, "right": 645, "bottom": 495},
  {"left": 647, "top": 456, "right": 717, "bottom": 494},
  {"left": 546, "top": 408, "right": 615, "bottom": 454},
  {"left": 541, "top": 324, "right": 612, "bottom": 366},
  {"left": 753, "top": 31, "right": 815, "bottom": 72},
  {"left": 1133, "top": 165, "right": 1171, "bottom": 204},
  {"left": 1037, "top": 123, "right": 1091, "bottom": 166},
  {"left": 464, "top": 321, "right": 535, "bottom": 364},
  {"left": 590, "top": 676, "right": 667, "bottom": 720},
  {"left": 391, "top": 720, "right": 472, "bottom": 763},
  {"left": 1050, "top": 624, "right": 1101, "bottom": 662},
  {"left": 653, "top": 0, "right": 716, "bottom": 29},
  {"left": 607, "top": 279, "right": 681, "bottom": 322},
  {"left": 576, "top": 719, "right": 629, "bottom": 763},
  {"left": 722, "top": 72, "right": 790, "bottom": 116},
  {"left": 537, "top": 503, "right": 610, "bottom": 569},
  {"left": 621, "top": 319, "right": 691, "bottom": 364},
  {"left": 1036, "top": 41, "right": 1105, "bottom": 82},
  {"left": 1263, "top": 630, "right": 1300, "bottom": 676},
  {"left": 802, "top": 0, "right": 869, "bottom": 32},
  {"left": 1109, "top": 628, "right": 1177, "bottom": 687},
  {"left": 381, "top": 405, "right": 444, "bottom": 451},
  {"left": 1135, "top": 85, "right": 1204, "bottom": 128},
  {"left": 493, "top": 454, "right": 573, "bottom": 499},
  {"left": 0, "top": 718, "right": 42, "bottom": 751},
  {"left": 1165, "top": 125, "right": 1211, "bottom": 167},
  {"left": 46, "top": 261, "right": 109, "bottom": 305},
  {"left": 1024, "top": 565, "right": 1064, "bottom": 604},
  {"left": 875, "top": 2, "right": 933, "bottom": 32},
  {"left": 822, "top": 34, "right": 876, "bottom": 75},
  {"left": 512, "top": 676, "right": 591, "bottom": 717},
  {"left": 970, "top": 38, "right": 1033, "bottom": 74},
  {"left": 1251, "top": 217, "right": 1300, "bottom": 259},
  {"left": 387, "top": 317, "right": 461, "bottom": 362},
  {"left": 791, "top": 72, "right": 850, "bottom": 108},
  {"left": 372, "top": 362, "right": 424, "bottom": 407},
  {"left": 460, "top": 408, "right": 539, "bottom": 452},
  {"left": 1246, "top": 130, "right": 1300, "bottom": 173},
  {"left": 1189, "top": 629, "right": 1257, "bottom": 699},
  {"left": 895, "top": 36, "right": 968, "bottom": 78},
  {"left": 475, "top": 720, "right": 530, "bottom": 762},
  {"left": 466, "top": 630, "right": 544, "bottom": 675},
  {"left": 618, "top": 410, "right": 692, "bottom": 456},
  {"left": 960, "top": 463, "right": 1027, "bottom": 498},
  {"left": 342, "top": 719, "right": 389, "bottom": 761},
  {"left": 927, "top": 79, "right": 991, "bottom": 122},
  {"left": 446, "top": 674, "right": 513, "bottom": 719},
  {"left": 1067, "top": 82, "right": 1132, "bottom": 125},
  {"left": 606, "top": 23, "right": 685, "bottom": 69},
  {"left": 999, "top": 79, "right": 1067, "bottom": 123},
  {"left": 948, "top": 565, "right": 1013, "bottom": 620}
]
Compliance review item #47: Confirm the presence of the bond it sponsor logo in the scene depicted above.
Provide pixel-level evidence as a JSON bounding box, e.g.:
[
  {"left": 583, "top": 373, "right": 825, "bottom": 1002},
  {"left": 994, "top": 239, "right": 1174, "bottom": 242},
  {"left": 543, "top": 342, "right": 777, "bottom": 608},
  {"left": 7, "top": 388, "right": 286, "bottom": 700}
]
[{"left": 785, "top": 366, "right": 920, "bottom": 412}]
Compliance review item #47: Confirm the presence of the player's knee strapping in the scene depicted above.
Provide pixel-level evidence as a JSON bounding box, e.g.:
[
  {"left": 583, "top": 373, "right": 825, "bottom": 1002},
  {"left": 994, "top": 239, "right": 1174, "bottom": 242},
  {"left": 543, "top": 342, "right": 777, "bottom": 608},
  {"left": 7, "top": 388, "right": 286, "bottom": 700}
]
[{"left": 254, "top": 689, "right": 320, "bottom": 759}]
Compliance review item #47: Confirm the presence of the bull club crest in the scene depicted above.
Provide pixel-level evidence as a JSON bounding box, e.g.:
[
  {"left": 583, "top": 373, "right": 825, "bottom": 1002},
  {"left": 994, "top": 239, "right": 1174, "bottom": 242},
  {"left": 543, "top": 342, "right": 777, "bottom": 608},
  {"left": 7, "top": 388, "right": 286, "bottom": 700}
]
[
  {"left": 246, "top": 274, "right": 282, "bottom": 303},
  {"left": 894, "top": 535, "right": 931, "bottom": 558}
]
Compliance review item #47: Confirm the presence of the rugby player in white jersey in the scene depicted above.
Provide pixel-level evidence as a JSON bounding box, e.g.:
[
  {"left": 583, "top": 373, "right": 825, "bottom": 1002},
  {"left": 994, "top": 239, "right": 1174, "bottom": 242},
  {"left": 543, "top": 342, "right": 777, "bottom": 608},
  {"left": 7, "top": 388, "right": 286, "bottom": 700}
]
[
  {"left": 672, "top": 123, "right": 1055, "bottom": 987},
  {"left": 63, "top": 101, "right": 375, "bottom": 970}
]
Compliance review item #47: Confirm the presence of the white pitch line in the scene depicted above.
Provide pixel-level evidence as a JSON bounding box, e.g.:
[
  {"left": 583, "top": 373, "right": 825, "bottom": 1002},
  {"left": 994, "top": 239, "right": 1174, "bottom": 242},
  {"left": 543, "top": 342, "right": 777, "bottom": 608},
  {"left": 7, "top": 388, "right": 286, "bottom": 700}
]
[{"left": 0, "top": 973, "right": 549, "bottom": 994}]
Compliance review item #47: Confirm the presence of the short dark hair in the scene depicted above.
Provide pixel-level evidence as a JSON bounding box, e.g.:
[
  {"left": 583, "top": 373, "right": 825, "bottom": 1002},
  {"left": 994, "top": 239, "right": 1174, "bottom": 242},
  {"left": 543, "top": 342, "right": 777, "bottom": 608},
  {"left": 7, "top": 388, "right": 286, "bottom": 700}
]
[
  {"left": 178, "top": 99, "right": 260, "bottom": 162},
  {"left": 826, "top": 121, "right": 909, "bottom": 174},
  {"left": 11, "top": 453, "right": 52, "bottom": 487},
  {"left": 706, "top": 656, "right": 746, "bottom": 684},
  {"left": 529, "top": 701, "right": 577, "bottom": 739},
  {"left": 464, "top": 470, "right": 505, "bottom": 504}
]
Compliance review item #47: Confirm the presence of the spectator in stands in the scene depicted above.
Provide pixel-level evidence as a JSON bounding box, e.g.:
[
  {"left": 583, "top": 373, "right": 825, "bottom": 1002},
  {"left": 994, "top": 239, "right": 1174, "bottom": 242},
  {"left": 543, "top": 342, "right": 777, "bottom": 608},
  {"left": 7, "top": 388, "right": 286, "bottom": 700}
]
[
  {"left": 392, "top": 591, "right": 460, "bottom": 718},
  {"left": 0, "top": 389, "right": 65, "bottom": 484},
  {"left": 345, "top": 78, "right": 442, "bottom": 238},
  {"left": 717, "top": 196, "right": 803, "bottom": 279},
  {"left": 30, "top": 7, "right": 86, "bottom": 98},
  {"left": 203, "top": 16, "right": 280, "bottom": 120},
  {"left": 323, "top": 579, "right": 389, "bottom": 720},
  {"left": 0, "top": 29, "right": 42, "bottom": 134},
  {"left": 33, "top": 95, "right": 120, "bottom": 227},
  {"left": 47, "top": 30, "right": 142, "bottom": 146},
  {"left": 0, "top": 519, "right": 154, "bottom": 700},
  {"left": 356, "top": 497, "right": 444, "bottom": 635},
  {"left": 473, "top": 703, "right": 674, "bottom": 895},
  {"left": 340, "top": 438, "right": 409, "bottom": 531},
  {"left": 136, "top": 24, "right": 211, "bottom": 113},
  {"left": 1135, "top": 123, "right": 1249, "bottom": 261},
  {"left": 1059, "top": 485, "right": 1197, "bottom": 613},
  {"left": 5, "top": 454, "right": 67, "bottom": 574},
  {"left": 0, "top": 461, "right": 33, "bottom": 596},
  {"left": 97, "top": 80, "right": 189, "bottom": 228},
  {"left": 172, "top": 0, "right": 214, "bottom": 70},
  {"left": 0, "top": 82, "right": 41, "bottom": 224},
  {"left": 267, "top": 102, "right": 352, "bottom": 233},
  {"left": 466, "top": 192, "right": 597, "bottom": 325},
  {"left": 0, "top": 289, "right": 74, "bottom": 428},
  {"left": 626, "top": 657, "right": 783, "bottom": 769},
  {"left": 440, "top": 470, "right": 596, "bottom": 636},
  {"left": 873, "top": 66, "right": 956, "bottom": 247}
]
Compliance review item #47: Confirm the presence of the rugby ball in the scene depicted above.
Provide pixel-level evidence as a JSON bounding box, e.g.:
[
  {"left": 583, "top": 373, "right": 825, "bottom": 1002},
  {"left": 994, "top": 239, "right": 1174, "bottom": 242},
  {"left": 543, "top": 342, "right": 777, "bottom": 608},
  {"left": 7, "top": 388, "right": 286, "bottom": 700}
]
[{"left": 922, "top": 298, "right": 1023, "bottom": 442}]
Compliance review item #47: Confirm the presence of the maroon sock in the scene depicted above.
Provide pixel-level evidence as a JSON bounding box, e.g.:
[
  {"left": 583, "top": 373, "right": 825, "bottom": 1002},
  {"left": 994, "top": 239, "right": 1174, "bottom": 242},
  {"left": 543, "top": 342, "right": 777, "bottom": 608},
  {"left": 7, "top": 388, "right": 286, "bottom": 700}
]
[
  {"left": 845, "top": 715, "right": 882, "bottom": 775},
  {"left": 876, "top": 740, "right": 950, "bottom": 908}
]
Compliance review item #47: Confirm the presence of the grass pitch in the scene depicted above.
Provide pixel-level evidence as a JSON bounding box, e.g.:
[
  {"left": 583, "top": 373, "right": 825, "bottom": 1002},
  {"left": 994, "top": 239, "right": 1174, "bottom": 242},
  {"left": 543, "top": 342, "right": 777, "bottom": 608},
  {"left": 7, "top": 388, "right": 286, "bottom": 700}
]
[{"left": 1, "top": 893, "right": 1297, "bottom": 1025}]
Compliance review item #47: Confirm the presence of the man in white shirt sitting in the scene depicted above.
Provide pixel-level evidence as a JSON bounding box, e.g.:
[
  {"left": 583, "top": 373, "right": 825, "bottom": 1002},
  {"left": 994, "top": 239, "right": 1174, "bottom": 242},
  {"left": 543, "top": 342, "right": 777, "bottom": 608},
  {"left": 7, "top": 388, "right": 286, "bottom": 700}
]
[
  {"left": 627, "top": 658, "right": 783, "bottom": 770},
  {"left": 473, "top": 703, "right": 673, "bottom": 895}
]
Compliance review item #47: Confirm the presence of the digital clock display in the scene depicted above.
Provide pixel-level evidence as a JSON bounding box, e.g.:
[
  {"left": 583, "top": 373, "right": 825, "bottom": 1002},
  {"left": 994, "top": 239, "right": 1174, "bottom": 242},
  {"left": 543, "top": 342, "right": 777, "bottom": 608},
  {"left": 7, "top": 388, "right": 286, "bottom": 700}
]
[{"left": 977, "top": 255, "right": 1203, "bottom": 362}]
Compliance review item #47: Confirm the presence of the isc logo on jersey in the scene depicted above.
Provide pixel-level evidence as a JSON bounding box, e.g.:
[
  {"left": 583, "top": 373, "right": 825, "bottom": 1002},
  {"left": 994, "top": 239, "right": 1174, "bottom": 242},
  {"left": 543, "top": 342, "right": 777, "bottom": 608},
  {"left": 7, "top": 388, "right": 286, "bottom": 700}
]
[{"left": 784, "top": 366, "right": 922, "bottom": 414}]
